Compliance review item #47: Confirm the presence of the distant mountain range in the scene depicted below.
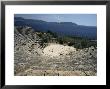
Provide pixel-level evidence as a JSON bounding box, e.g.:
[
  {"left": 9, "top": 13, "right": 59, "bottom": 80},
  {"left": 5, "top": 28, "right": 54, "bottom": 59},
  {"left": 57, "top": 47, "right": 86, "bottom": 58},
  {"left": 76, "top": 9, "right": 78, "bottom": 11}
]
[{"left": 14, "top": 17, "right": 97, "bottom": 40}]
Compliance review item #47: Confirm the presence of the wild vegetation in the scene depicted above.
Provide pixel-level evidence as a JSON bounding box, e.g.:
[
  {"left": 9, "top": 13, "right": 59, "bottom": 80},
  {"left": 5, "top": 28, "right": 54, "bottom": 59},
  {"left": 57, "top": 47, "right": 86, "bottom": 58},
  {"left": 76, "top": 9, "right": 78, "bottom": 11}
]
[{"left": 35, "top": 29, "right": 97, "bottom": 49}]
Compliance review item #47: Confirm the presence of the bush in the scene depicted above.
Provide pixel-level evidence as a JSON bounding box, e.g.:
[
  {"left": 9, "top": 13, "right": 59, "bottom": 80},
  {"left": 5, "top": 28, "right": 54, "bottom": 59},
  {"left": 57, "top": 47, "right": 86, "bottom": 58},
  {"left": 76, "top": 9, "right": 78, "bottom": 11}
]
[
  {"left": 68, "top": 42, "right": 74, "bottom": 46},
  {"left": 47, "top": 30, "right": 57, "bottom": 38},
  {"left": 58, "top": 39, "right": 63, "bottom": 44}
]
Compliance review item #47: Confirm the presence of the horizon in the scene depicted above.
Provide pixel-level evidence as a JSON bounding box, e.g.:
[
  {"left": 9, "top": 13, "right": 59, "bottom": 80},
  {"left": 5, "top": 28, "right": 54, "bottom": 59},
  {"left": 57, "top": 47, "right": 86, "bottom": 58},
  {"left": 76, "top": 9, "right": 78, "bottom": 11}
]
[{"left": 15, "top": 14, "right": 97, "bottom": 26}]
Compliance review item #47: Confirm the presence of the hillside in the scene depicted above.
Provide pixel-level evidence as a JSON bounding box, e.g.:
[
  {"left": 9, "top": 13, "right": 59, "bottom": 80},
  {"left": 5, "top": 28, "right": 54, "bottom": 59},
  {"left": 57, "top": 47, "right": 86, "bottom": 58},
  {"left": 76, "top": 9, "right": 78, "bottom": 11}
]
[
  {"left": 14, "top": 26, "right": 97, "bottom": 76},
  {"left": 14, "top": 17, "right": 97, "bottom": 40}
]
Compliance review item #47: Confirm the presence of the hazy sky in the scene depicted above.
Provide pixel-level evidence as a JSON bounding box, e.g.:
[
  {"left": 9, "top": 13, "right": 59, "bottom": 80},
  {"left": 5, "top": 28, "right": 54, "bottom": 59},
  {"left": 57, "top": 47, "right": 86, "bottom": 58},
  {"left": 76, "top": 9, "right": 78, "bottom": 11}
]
[{"left": 15, "top": 14, "right": 97, "bottom": 26}]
